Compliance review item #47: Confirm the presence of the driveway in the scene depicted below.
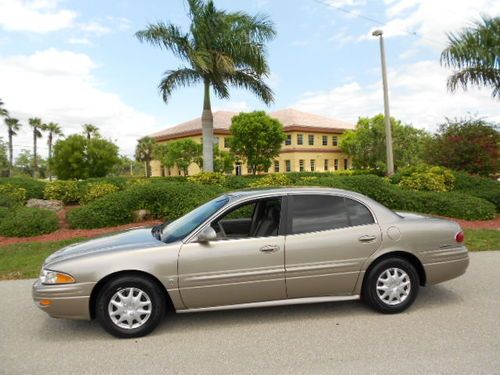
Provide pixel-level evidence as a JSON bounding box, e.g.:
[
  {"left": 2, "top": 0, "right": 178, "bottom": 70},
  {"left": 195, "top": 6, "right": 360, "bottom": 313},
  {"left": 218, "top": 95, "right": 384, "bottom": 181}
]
[{"left": 1, "top": 252, "right": 499, "bottom": 375}]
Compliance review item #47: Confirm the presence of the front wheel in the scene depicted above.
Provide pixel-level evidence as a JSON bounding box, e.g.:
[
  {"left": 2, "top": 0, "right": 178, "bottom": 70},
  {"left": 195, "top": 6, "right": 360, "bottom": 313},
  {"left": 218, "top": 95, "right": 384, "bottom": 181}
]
[
  {"left": 363, "top": 257, "right": 419, "bottom": 314},
  {"left": 96, "top": 275, "right": 166, "bottom": 338}
]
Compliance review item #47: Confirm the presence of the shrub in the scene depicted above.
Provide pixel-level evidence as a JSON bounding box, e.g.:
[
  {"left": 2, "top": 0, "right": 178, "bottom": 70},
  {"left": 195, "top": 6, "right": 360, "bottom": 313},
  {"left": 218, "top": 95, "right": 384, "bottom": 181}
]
[
  {"left": 0, "top": 177, "right": 45, "bottom": 199},
  {"left": 399, "top": 172, "right": 448, "bottom": 192},
  {"left": 452, "top": 172, "right": 500, "bottom": 211},
  {"left": 0, "top": 194, "right": 21, "bottom": 209},
  {"left": 0, "top": 184, "right": 27, "bottom": 203},
  {"left": 68, "top": 182, "right": 224, "bottom": 229},
  {"left": 0, "top": 207, "right": 59, "bottom": 237},
  {"left": 187, "top": 172, "right": 227, "bottom": 186},
  {"left": 82, "top": 176, "right": 129, "bottom": 190},
  {"left": 249, "top": 174, "right": 291, "bottom": 187},
  {"left": 0, "top": 207, "right": 9, "bottom": 222},
  {"left": 44, "top": 180, "right": 81, "bottom": 204},
  {"left": 80, "top": 182, "right": 120, "bottom": 204}
]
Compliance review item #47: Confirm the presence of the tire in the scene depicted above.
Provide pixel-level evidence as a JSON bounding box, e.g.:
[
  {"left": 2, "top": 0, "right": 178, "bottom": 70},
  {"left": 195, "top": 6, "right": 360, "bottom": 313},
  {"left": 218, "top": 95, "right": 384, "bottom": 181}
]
[
  {"left": 96, "top": 275, "right": 166, "bottom": 338},
  {"left": 362, "top": 257, "right": 419, "bottom": 314}
]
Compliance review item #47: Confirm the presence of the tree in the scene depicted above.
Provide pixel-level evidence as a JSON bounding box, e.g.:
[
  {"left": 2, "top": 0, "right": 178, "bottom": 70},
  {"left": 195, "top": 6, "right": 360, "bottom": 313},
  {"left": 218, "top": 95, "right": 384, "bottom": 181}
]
[
  {"left": 0, "top": 98, "right": 8, "bottom": 119},
  {"left": 136, "top": 0, "right": 276, "bottom": 172},
  {"left": 45, "top": 122, "right": 63, "bottom": 181},
  {"left": 52, "top": 135, "right": 120, "bottom": 179},
  {"left": 0, "top": 138, "right": 8, "bottom": 176},
  {"left": 340, "top": 114, "right": 429, "bottom": 171},
  {"left": 424, "top": 117, "right": 499, "bottom": 176},
  {"left": 13, "top": 149, "right": 47, "bottom": 178},
  {"left": 82, "top": 124, "right": 100, "bottom": 140},
  {"left": 441, "top": 16, "right": 500, "bottom": 98},
  {"left": 4, "top": 117, "right": 21, "bottom": 177},
  {"left": 229, "top": 111, "right": 286, "bottom": 174},
  {"left": 135, "top": 137, "right": 156, "bottom": 177},
  {"left": 214, "top": 145, "right": 234, "bottom": 174},
  {"left": 111, "top": 155, "right": 145, "bottom": 177},
  {"left": 28, "top": 117, "right": 45, "bottom": 178},
  {"left": 159, "top": 139, "right": 202, "bottom": 176}
]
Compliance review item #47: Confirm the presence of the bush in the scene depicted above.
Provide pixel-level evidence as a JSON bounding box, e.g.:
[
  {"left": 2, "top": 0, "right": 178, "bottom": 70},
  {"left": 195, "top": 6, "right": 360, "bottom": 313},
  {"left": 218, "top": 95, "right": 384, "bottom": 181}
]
[
  {"left": 0, "top": 207, "right": 59, "bottom": 237},
  {"left": 80, "top": 182, "right": 120, "bottom": 204},
  {"left": 452, "top": 172, "right": 500, "bottom": 211},
  {"left": 399, "top": 172, "right": 448, "bottom": 192},
  {"left": 82, "top": 176, "right": 129, "bottom": 190},
  {"left": 249, "top": 174, "right": 291, "bottom": 187},
  {"left": 68, "top": 182, "right": 224, "bottom": 229},
  {"left": 0, "top": 207, "right": 9, "bottom": 222},
  {"left": 0, "top": 184, "right": 27, "bottom": 204},
  {"left": 187, "top": 172, "right": 227, "bottom": 186},
  {"left": 0, "top": 177, "right": 45, "bottom": 199},
  {"left": 0, "top": 194, "right": 21, "bottom": 209},
  {"left": 44, "top": 180, "right": 81, "bottom": 204}
]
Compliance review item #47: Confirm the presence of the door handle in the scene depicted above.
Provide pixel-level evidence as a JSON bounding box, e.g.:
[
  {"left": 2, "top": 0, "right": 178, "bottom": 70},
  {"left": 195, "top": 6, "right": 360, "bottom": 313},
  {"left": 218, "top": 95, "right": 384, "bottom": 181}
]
[
  {"left": 359, "top": 235, "right": 376, "bottom": 243},
  {"left": 260, "top": 245, "right": 279, "bottom": 253}
]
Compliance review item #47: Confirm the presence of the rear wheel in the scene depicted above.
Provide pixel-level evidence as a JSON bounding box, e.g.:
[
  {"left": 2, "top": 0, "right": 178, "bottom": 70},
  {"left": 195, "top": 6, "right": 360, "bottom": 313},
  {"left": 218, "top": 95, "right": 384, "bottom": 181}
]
[
  {"left": 96, "top": 275, "right": 165, "bottom": 338},
  {"left": 363, "top": 257, "right": 419, "bottom": 314}
]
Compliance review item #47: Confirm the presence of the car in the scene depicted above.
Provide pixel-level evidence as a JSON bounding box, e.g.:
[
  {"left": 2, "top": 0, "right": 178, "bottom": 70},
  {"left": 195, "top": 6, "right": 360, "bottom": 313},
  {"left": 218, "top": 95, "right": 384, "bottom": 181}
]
[{"left": 33, "top": 187, "right": 469, "bottom": 338}]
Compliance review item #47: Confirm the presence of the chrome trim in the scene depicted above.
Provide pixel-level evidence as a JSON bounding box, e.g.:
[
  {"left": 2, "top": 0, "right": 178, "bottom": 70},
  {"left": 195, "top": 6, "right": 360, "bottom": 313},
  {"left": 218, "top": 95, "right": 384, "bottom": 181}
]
[{"left": 176, "top": 295, "right": 360, "bottom": 313}]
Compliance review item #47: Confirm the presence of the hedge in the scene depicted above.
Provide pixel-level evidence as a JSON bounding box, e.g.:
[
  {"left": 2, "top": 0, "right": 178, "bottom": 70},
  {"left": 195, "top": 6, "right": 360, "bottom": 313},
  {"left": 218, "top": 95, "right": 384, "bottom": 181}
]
[
  {"left": 0, "top": 177, "right": 45, "bottom": 199},
  {"left": 0, "top": 207, "right": 59, "bottom": 237},
  {"left": 452, "top": 172, "right": 500, "bottom": 211},
  {"left": 68, "top": 182, "right": 224, "bottom": 229}
]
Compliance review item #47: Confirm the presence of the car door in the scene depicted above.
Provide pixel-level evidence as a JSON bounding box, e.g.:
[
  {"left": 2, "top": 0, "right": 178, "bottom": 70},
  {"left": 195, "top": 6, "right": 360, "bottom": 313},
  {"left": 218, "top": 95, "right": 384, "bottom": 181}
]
[
  {"left": 178, "top": 196, "right": 287, "bottom": 309},
  {"left": 285, "top": 193, "right": 381, "bottom": 298}
]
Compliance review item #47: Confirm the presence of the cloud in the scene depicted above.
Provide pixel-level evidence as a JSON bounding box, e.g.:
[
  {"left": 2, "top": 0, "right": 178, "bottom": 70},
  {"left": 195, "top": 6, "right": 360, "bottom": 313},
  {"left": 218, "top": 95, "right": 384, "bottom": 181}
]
[
  {"left": 0, "top": 49, "right": 160, "bottom": 157},
  {"left": 0, "top": 0, "right": 77, "bottom": 33},
  {"left": 79, "top": 21, "right": 112, "bottom": 36},
  {"left": 213, "top": 101, "right": 251, "bottom": 113},
  {"left": 293, "top": 60, "right": 500, "bottom": 130}
]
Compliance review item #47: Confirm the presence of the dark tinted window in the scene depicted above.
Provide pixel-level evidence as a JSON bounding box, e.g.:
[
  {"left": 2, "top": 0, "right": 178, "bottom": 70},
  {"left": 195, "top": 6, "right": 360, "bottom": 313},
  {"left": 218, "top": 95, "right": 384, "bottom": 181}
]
[
  {"left": 290, "top": 195, "right": 349, "bottom": 234},
  {"left": 345, "top": 198, "right": 374, "bottom": 226}
]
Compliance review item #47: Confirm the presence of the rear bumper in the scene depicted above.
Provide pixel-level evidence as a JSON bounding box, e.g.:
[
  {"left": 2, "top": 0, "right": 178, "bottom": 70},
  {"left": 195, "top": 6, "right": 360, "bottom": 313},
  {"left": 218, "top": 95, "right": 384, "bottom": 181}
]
[
  {"left": 32, "top": 279, "right": 95, "bottom": 320},
  {"left": 423, "top": 247, "right": 469, "bottom": 285}
]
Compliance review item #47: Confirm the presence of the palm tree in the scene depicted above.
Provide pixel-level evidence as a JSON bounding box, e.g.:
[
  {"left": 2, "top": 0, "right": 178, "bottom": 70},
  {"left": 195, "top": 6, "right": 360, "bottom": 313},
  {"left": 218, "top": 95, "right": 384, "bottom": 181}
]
[
  {"left": 136, "top": 0, "right": 276, "bottom": 172},
  {"left": 4, "top": 117, "right": 21, "bottom": 177},
  {"left": 45, "top": 122, "right": 63, "bottom": 181},
  {"left": 135, "top": 137, "right": 156, "bottom": 177},
  {"left": 441, "top": 16, "right": 500, "bottom": 98},
  {"left": 82, "top": 124, "right": 100, "bottom": 140},
  {"left": 0, "top": 98, "right": 8, "bottom": 119},
  {"left": 28, "top": 117, "right": 44, "bottom": 178}
]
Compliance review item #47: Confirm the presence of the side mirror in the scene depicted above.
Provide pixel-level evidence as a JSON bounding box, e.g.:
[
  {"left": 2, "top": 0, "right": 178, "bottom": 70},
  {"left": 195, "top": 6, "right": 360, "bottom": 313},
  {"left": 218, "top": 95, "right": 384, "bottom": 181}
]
[{"left": 197, "top": 226, "right": 217, "bottom": 243}]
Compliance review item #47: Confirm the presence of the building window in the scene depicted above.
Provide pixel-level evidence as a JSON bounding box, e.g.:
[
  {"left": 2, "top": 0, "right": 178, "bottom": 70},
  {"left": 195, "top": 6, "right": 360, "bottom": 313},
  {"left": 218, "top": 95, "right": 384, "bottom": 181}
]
[
  {"left": 332, "top": 136, "right": 338, "bottom": 146},
  {"left": 322, "top": 135, "right": 328, "bottom": 146},
  {"left": 344, "top": 159, "right": 349, "bottom": 170},
  {"left": 310, "top": 159, "right": 315, "bottom": 171},
  {"left": 324, "top": 159, "right": 328, "bottom": 171},
  {"left": 308, "top": 134, "right": 314, "bottom": 145},
  {"left": 247, "top": 166, "right": 252, "bottom": 174},
  {"left": 299, "top": 160, "right": 305, "bottom": 172},
  {"left": 297, "top": 134, "right": 303, "bottom": 145},
  {"left": 285, "top": 134, "right": 292, "bottom": 146},
  {"left": 285, "top": 160, "right": 291, "bottom": 172},
  {"left": 274, "top": 160, "right": 280, "bottom": 173},
  {"left": 334, "top": 159, "right": 339, "bottom": 170},
  {"left": 224, "top": 137, "right": 229, "bottom": 148}
]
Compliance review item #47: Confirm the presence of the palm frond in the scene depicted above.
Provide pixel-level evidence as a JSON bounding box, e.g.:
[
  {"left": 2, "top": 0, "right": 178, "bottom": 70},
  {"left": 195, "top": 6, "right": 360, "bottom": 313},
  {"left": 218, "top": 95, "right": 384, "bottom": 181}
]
[
  {"left": 227, "top": 70, "right": 274, "bottom": 105},
  {"left": 158, "top": 68, "right": 202, "bottom": 102},
  {"left": 136, "top": 22, "right": 192, "bottom": 61}
]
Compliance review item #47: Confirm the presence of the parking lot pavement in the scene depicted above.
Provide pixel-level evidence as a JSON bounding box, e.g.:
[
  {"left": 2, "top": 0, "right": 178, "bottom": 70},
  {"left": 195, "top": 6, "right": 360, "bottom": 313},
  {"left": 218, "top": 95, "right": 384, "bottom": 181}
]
[{"left": 1, "top": 251, "right": 500, "bottom": 375}]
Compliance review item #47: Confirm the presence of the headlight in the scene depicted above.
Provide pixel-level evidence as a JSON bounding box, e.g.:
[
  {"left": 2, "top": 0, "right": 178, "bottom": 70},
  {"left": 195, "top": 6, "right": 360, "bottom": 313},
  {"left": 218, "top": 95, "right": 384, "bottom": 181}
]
[{"left": 39, "top": 269, "right": 76, "bottom": 285}]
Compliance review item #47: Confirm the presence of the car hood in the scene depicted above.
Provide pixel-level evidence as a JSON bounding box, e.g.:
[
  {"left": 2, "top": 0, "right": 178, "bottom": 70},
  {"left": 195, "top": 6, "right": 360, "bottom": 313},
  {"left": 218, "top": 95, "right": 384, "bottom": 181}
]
[{"left": 44, "top": 227, "right": 163, "bottom": 266}]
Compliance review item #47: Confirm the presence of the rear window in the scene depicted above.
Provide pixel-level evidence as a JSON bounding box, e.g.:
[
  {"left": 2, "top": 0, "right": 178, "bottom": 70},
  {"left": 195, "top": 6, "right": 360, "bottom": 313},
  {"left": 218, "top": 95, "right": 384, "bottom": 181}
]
[{"left": 289, "top": 195, "right": 374, "bottom": 235}]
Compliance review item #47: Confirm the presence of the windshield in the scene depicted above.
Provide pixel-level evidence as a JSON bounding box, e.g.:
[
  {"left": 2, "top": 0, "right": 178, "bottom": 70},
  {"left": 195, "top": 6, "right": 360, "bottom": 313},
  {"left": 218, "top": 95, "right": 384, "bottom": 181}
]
[{"left": 160, "top": 195, "right": 229, "bottom": 243}]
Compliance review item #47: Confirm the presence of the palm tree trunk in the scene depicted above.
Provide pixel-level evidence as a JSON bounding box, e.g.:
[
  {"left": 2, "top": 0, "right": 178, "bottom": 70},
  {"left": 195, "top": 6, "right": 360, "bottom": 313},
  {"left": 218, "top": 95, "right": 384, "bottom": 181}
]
[
  {"left": 33, "top": 129, "right": 38, "bottom": 179},
  {"left": 8, "top": 130, "right": 13, "bottom": 177},
  {"left": 48, "top": 134, "right": 52, "bottom": 181},
  {"left": 201, "top": 80, "right": 214, "bottom": 172}
]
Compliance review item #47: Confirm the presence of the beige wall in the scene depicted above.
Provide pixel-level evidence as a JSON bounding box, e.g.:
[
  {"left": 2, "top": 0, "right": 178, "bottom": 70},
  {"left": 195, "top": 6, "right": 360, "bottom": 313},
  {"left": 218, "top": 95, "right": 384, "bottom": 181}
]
[{"left": 151, "top": 131, "right": 350, "bottom": 176}]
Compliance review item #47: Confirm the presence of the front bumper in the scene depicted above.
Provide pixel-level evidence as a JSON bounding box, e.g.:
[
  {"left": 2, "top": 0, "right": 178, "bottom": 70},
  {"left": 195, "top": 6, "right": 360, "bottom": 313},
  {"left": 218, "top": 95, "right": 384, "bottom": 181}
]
[{"left": 32, "top": 279, "right": 96, "bottom": 320}]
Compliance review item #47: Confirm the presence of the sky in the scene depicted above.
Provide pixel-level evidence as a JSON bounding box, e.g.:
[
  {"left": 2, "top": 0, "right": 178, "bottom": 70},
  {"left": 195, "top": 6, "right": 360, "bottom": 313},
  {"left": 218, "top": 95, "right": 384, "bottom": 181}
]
[{"left": 0, "top": 0, "right": 499, "bottom": 159}]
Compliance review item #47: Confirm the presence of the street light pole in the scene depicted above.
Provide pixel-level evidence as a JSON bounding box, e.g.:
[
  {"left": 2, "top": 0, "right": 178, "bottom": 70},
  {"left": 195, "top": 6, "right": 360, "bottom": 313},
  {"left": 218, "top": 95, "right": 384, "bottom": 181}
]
[{"left": 372, "top": 29, "right": 395, "bottom": 176}]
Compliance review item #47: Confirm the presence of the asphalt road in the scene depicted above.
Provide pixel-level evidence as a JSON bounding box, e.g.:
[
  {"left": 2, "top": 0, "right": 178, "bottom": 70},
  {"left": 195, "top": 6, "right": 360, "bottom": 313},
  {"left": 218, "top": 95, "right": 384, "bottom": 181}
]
[{"left": 1, "top": 252, "right": 500, "bottom": 375}]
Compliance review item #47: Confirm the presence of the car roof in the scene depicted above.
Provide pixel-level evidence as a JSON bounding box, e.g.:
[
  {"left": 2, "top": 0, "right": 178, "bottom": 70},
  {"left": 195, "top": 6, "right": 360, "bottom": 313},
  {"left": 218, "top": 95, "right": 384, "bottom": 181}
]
[{"left": 227, "top": 187, "right": 361, "bottom": 199}]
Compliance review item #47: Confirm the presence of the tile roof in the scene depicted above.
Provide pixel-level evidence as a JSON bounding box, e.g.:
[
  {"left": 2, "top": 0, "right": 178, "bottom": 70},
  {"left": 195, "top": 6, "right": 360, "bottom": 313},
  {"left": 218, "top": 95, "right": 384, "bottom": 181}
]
[{"left": 150, "top": 108, "right": 355, "bottom": 141}]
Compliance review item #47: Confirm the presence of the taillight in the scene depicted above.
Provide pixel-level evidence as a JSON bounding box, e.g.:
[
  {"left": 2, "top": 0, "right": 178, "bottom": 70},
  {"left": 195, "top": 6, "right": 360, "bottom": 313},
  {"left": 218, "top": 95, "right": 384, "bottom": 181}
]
[{"left": 455, "top": 231, "right": 464, "bottom": 243}]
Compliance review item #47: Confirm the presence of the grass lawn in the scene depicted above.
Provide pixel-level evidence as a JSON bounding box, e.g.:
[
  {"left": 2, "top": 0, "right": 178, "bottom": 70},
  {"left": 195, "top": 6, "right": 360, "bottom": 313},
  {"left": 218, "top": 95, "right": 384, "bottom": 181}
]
[{"left": 0, "top": 229, "right": 498, "bottom": 280}]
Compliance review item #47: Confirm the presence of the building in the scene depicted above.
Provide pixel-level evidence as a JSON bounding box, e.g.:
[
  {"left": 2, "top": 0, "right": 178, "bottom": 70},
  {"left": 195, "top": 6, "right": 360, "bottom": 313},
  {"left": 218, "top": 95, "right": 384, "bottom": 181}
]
[{"left": 149, "top": 108, "right": 354, "bottom": 176}]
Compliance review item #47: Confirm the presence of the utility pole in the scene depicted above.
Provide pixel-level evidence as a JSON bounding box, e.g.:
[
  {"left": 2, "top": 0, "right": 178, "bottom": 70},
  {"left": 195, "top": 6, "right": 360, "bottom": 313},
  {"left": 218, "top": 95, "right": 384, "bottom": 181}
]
[{"left": 372, "top": 29, "right": 395, "bottom": 176}]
